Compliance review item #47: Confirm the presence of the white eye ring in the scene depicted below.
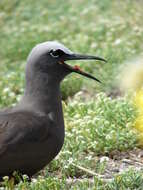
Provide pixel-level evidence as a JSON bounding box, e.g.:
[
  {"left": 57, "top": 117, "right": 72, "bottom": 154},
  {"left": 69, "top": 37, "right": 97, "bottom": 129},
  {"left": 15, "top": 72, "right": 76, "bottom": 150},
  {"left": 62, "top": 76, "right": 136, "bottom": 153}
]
[{"left": 50, "top": 51, "right": 59, "bottom": 58}]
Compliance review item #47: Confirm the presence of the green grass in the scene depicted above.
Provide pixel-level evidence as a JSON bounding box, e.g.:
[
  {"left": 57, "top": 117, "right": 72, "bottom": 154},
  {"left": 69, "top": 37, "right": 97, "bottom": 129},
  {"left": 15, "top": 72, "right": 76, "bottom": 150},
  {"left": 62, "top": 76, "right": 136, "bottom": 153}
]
[
  {"left": 2, "top": 169, "right": 143, "bottom": 190},
  {"left": 0, "top": 0, "right": 143, "bottom": 95},
  {"left": 0, "top": 0, "right": 143, "bottom": 189}
]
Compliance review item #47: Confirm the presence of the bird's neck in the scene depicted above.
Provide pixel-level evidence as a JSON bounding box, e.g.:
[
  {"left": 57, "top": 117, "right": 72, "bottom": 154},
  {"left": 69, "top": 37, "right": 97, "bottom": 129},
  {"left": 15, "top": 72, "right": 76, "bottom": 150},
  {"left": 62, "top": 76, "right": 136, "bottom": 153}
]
[{"left": 18, "top": 74, "right": 64, "bottom": 124}]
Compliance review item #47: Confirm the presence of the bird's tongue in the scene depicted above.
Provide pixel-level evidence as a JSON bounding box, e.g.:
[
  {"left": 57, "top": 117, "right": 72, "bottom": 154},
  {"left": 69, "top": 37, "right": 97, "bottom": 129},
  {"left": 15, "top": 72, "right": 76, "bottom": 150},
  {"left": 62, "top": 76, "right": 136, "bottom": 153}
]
[
  {"left": 61, "top": 61, "right": 101, "bottom": 82},
  {"left": 72, "top": 64, "right": 101, "bottom": 82},
  {"left": 73, "top": 65, "right": 82, "bottom": 71},
  {"left": 59, "top": 51, "right": 107, "bottom": 82}
]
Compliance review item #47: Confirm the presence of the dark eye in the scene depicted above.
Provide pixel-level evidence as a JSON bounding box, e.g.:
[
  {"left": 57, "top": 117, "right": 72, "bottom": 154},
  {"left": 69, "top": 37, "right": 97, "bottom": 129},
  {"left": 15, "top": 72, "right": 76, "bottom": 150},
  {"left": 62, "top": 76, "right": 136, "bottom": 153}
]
[{"left": 50, "top": 49, "right": 65, "bottom": 58}]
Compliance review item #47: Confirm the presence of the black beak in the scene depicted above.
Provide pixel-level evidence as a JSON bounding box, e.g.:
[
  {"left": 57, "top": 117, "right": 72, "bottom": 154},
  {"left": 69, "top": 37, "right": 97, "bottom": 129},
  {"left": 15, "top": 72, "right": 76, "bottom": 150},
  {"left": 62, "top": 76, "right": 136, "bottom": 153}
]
[
  {"left": 61, "top": 53, "right": 107, "bottom": 82},
  {"left": 66, "top": 53, "right": 107, "bottom": 62}
]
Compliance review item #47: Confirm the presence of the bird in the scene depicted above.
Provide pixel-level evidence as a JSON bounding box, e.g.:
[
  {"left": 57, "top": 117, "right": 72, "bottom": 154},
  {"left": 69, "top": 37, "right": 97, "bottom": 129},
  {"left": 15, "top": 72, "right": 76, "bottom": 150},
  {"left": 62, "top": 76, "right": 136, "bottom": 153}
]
[{"left": 0, "top": 41, "right": 106, "bottom": 179}]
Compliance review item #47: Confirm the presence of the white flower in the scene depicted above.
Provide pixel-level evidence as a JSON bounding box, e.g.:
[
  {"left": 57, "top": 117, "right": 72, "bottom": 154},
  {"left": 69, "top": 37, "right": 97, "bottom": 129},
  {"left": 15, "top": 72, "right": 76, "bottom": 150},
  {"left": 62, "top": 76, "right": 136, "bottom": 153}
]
[
  {"left": 114, "top": 39, "right": 122, "bottom": 45},
  {"left": 100, "top": 156, "right": 109, "bottom": 163},
  {"left": 31, "top": 178, "right": 37, "bottom": 183},
  {"left": 68, "top": 158, "right": 73, "bottom": 164},
  {"left": 2, "top": 176, "right": 9, "bottom": 181},
  {"left": 3, "top": 87, "right": 10, "bottom": 93}
]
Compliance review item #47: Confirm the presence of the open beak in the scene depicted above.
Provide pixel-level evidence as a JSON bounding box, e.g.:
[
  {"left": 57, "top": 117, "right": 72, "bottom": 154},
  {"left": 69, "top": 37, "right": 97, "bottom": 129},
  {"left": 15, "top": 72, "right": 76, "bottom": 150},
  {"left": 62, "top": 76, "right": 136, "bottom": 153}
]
[{"left": 60, "top": 53, "right": 107, "bottom": 83}]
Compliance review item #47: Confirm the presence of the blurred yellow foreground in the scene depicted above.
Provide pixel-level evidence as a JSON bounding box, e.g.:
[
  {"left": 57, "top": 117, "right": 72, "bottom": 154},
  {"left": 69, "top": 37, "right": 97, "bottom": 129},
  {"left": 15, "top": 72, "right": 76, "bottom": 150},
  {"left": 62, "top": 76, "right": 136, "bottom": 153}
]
[{"left": 120, "top": 57, "right": 143, "bottom": 145}]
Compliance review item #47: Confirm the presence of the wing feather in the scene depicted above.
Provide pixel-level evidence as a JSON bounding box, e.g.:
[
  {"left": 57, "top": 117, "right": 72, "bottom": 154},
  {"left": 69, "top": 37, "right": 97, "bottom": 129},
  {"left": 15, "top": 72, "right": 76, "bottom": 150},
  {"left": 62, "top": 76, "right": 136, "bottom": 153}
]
[{"left": 0, "top": 111, "right": 51, "bottom": 156}]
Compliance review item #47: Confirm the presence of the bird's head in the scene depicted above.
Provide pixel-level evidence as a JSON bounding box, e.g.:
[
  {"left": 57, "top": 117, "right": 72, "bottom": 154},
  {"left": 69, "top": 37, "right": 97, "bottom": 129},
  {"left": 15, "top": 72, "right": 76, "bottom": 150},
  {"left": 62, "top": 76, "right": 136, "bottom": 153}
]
[{"left": 26, "top": 41, "right": 106, "bottom": 83}]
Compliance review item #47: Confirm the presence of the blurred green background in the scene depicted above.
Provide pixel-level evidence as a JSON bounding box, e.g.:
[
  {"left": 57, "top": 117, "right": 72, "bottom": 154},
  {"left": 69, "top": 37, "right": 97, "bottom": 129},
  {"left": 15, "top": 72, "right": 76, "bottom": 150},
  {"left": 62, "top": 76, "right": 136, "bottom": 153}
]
[{"left": 0, "top": 0, "right": 143, "bottom": 189}]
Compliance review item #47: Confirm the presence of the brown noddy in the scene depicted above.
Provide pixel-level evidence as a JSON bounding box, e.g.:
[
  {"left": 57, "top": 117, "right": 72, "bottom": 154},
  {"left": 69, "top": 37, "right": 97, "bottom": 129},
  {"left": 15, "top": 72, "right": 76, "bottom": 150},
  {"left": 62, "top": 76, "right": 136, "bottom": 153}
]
[{"left": 0, "top": 41, "right": 106, "bottom": 179}]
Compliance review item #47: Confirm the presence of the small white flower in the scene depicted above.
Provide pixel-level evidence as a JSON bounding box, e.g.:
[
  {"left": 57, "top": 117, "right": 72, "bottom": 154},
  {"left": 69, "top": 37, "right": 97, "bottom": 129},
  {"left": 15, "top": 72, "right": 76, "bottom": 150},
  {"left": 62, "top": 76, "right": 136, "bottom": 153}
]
[
  {"left": 87, "top": 155, "right": 92, "bottom": 161},
  {"left": 63, "top": 165, "right": 69, "bottom": 169},
  {"left": 23, "top": 174, "right": 29, "bottom": 180},
  {"left": 31, "top": 178, "right": 37, "bottom": 183},
  {"left": 3, "top": 88, "right": 10, "bottom": 93},
  {"left": 100, "top": 156, "right": 109, "bottom": 163},
  {"left": 91, "top": 43, "right": 97, "bottom": 49},
  {"left": 9, "top": 92, "right": 15, "bottom": 97},
  {"left": 0, "top": 187, "right": 5, "bottom": 190},
  {"left": 114, "top": 39, "right": 122, "bottom": 45},
  {"left": 68, "top": 158, "right": 73, "bottom": 164},
  {"left": 2, "top": 176, "right": 9, "bottom": 180}
]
